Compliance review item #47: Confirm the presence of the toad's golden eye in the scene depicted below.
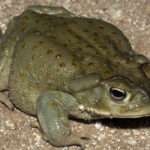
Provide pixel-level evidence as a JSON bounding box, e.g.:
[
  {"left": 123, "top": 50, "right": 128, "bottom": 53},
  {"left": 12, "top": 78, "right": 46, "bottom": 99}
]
[{"left": 110, "top": 87, "right": 127, "bottom": 101}]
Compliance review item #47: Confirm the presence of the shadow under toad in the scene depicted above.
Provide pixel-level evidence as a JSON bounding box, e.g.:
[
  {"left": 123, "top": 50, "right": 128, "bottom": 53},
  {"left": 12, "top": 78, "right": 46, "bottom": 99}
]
[
  {"left": 100, "top": 117, "right": 150, "bottom": 129},
  {"left": 71, "top": 117, "right": 150, "bottom": 129}
]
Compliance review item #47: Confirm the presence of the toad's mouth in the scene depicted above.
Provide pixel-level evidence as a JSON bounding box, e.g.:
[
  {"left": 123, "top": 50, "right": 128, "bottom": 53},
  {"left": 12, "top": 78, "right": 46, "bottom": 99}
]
[{"left": 78, "top": 104, "right": 150, "bottom": 119}]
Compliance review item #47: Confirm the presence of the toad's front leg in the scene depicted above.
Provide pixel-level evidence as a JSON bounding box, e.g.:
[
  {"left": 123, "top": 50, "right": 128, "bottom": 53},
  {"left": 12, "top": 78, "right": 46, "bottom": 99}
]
[{"left": 37, "top": 91, "right": 88, "bottom": 149}]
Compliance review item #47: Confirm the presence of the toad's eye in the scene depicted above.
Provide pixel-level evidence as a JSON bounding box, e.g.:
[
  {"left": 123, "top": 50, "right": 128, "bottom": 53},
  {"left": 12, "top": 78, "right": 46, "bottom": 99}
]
[{"left": 110, "top": 87, "right": 127, "bottom": 101}]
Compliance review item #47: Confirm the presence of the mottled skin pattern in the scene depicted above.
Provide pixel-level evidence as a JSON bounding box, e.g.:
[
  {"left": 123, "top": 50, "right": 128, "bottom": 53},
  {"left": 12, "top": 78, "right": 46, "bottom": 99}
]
[{"left": 0, "top": 5, "right": 150, "bottom": 149}]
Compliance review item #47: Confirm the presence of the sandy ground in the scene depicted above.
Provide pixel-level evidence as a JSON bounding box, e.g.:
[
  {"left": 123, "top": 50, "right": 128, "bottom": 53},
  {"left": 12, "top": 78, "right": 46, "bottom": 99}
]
[{"left": 0, "top": 0, "right": 150, "bottom": 150}]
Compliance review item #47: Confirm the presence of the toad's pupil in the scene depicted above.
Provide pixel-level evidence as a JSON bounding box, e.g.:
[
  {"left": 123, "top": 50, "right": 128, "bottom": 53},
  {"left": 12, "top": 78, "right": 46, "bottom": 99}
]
[{"left": 110, "top": 88, "right": 126, "bottom": 101}]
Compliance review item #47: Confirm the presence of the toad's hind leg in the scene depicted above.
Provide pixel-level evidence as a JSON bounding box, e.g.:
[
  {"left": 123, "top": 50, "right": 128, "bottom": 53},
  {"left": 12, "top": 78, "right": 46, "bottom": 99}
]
[
  {"left": 37, "top": 91, "right": 87, "bottom": 149},
  {"left": 0, "top": 28, "right": 14, "bottom": 110},
  {"left": 28, "top": 5, "right": 75, "bottom": 17}
]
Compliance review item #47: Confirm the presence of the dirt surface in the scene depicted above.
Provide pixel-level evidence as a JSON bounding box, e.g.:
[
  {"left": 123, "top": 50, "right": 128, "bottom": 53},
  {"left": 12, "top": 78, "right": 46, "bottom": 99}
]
[{"left": 0, "top": 0, "right": 150, "bottom": 150}]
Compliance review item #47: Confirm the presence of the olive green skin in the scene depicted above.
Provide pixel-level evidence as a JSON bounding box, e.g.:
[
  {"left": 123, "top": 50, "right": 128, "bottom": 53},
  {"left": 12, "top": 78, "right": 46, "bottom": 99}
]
[{"left": 0, "top": 5, "right": 150, "bottom": 148}]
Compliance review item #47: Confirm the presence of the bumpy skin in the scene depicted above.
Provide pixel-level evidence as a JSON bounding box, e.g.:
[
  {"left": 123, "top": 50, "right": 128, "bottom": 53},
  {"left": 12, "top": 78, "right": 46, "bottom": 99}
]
[{"left": 0, "top": 5, "right": 150, "bottom": 148}]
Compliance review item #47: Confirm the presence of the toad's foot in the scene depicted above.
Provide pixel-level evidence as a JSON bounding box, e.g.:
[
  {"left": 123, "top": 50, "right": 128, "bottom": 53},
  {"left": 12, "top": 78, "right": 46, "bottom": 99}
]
[
  {"left": 37, "top": 91, "right": 89, "bottom": 149},
  {"left": 31, "top": 120, "right": 90, "bottom": 149},
  {"left": 0, "top": 29, "right": 2, "bottom": 39},
  {"left": 0, "top": 92, "right": 14, "bottom": 110}
]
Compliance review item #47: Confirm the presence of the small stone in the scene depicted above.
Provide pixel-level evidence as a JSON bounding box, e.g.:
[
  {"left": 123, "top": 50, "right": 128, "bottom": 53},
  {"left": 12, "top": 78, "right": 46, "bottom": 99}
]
[
  {"left": 126, "top": 137, "right": 137, "bottom": 145},
  {"left": 5, "top": 120, "right": 16, "bottom": 130},
  {"left": 95, "top": 122, "right": 103, "bottom": 129}
]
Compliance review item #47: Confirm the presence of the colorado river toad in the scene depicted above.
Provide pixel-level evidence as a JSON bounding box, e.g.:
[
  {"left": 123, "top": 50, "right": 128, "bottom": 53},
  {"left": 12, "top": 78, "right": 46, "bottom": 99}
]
[{"left": 0, "top": 5, "right": 150, "bottom": 149}]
